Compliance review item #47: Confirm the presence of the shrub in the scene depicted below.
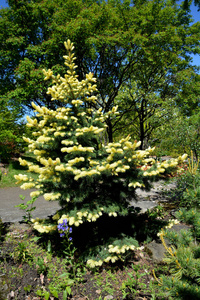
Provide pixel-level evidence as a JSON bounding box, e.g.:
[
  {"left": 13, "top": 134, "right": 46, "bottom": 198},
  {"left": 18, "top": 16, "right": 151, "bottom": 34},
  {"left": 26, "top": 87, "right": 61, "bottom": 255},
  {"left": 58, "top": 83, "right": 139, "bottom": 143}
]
[
  {"left": 154, "top": 209, "right": 200, "bottom": 300},
  {"left": 15, "top": 40, "right": 186, "bottom": 266},
  {"left": 173, "top": 167, "right": 200, "bottom": 209},
  {"left": 0, "top": 129, "right": 24, "bottom": 163},
  {"left": 153, "top": 112, "right": 200, "bottom": 160},
  {"left": 0, "top": 103, "right": 26, "bottom": 163},
  {"left": 154, "top": 168, "right": 200, "bottom": 299}
]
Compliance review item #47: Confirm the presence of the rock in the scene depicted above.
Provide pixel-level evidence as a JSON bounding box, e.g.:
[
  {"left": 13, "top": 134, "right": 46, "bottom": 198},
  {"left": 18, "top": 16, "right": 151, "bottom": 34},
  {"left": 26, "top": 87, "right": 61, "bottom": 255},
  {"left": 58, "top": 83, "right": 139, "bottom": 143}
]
[
  {"left": 129, "top": 179, "right": 177, "bottom": 213},
  {"left": 9, "top": 222, "right": 30, "bottom": 232},
  {"left": 145, "top": 223, "right": 191, "bottom": 262},
  {"left": 168, "top": 223, "right": 191, "bottom": 232},
  {"left": 104, "top": 296, "right": 114, "bottom": 300},
  {"left": 145, "top": 240, "right": 166, "bottom": 263},
  {"left": 130, "top": 200, "right": 158, "bottom": 213}
]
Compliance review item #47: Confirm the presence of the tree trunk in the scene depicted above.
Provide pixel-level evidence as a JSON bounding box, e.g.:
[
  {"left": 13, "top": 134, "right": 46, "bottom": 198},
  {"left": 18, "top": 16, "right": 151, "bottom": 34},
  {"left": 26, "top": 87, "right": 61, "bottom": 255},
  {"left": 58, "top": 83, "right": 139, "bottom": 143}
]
[{"left": 106, "top": 118, "right": 113, "bottom": 143}]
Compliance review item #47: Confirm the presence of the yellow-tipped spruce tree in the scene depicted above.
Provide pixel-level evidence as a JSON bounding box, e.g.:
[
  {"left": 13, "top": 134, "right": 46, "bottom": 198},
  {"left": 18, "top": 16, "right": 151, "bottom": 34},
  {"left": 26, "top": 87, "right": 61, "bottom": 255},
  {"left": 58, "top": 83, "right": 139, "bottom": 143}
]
[{"left": 15, "top": 40, "right": 186, "bottom": 267}]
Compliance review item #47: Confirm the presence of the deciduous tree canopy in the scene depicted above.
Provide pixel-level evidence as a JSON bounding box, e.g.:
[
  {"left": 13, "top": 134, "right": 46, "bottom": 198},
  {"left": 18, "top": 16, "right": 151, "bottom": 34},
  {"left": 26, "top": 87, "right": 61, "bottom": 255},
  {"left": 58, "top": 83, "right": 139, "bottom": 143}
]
[{"left": 0, "top": 0, "right": 200, "bottom": 144}]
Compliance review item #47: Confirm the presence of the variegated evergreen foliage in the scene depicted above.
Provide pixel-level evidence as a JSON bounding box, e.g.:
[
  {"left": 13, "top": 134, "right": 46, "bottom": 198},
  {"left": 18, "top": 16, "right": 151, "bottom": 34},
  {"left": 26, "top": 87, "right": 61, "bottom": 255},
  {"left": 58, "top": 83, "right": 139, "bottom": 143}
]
[{"left": 15, "top": 40, "right": 186, "bottom": 266}]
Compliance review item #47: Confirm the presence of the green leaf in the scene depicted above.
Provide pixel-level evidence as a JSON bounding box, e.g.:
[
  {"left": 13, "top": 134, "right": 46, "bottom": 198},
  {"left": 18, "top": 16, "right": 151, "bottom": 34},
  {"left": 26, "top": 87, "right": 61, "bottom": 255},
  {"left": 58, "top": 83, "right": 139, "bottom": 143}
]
[
  {"left": 65, "top": 286, "right": 72, "bottom": 295},
  {"left": 50, "top": 289, "right": 58, "bottom": 298},
  {"left": 63, "top": 290, "right": 67, "bottom": 300},
  {"left": 36, "top": 290, "right": 42, "bottom": 296},
  {"left": 44, "top": 291, "right": 50, "bottom": 300}
]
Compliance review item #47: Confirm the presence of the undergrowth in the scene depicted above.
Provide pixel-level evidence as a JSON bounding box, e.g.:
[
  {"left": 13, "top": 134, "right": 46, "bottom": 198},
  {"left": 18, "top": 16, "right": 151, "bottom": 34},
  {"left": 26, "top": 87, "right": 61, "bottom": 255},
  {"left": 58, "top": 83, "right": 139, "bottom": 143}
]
[{"left": 153, "top": 163, "right": 200, "bottom": 299}]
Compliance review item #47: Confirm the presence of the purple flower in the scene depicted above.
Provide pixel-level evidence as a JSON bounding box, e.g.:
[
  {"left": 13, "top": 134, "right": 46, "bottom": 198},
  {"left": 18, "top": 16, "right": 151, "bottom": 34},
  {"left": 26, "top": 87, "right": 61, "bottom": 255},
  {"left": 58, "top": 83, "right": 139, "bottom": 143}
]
[
  {"left": 57, "top": 223, "right": 64, "bottom": 230},
  {"left": 57, "top": 219, "right": 72, "bottom": 241}
]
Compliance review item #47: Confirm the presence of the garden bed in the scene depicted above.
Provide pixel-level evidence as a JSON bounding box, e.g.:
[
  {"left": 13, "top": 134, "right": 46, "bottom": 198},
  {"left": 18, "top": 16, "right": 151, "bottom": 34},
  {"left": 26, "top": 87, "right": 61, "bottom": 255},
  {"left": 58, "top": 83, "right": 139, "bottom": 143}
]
[
  {"left": 1, "top": 170, "right": 198, "bottom": 300},
  {"left": 0, "top": 211, "right": 171, "bottom": 300}
]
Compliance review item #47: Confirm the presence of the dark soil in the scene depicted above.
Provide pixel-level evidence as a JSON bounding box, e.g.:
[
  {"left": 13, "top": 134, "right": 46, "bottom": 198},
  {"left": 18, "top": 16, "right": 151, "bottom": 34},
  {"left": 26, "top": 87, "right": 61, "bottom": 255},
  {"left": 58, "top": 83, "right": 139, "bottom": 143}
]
[{"left": 0, "top": 221, "right": 166, "bottom": 300}]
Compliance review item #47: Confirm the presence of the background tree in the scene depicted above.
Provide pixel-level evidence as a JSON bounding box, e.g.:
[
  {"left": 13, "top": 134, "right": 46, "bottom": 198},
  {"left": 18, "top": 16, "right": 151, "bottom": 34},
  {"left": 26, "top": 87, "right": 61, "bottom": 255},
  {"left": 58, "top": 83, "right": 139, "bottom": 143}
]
[
  {"left": 1, "top": 0, "right": 200, "bottom": 143},
  {"left": 113, "top": 65, "right": 200, "bottom": 149},
  {"left": 153, "top": 108, "right": 200, "bottom": 159},
  {"left": 113, "top": 85, "right": 170, "bottom": 149},
  {"left": 181, "top": 0, "right": 200, "bottom": 10},
  {"left": 0, "top": 99, "right": 25, "bottom": 162}
]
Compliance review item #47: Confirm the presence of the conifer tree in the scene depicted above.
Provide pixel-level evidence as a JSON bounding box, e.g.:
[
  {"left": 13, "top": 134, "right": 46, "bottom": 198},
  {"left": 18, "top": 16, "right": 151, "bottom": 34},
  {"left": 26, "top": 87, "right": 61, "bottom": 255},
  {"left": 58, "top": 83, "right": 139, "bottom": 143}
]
[{"left": 15, "top": 40, "right": 187, "bottom": 266}]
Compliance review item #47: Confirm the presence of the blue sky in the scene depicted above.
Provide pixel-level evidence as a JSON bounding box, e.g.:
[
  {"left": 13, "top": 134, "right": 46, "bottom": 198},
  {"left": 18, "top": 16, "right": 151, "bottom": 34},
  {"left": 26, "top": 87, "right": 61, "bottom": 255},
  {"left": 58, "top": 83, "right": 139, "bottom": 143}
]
[
  {"left": 189, "top": 2, "right": 200, "bottom": 67},
  {"left": 0, "top": 0, "right": 199, "bottom": 67}
]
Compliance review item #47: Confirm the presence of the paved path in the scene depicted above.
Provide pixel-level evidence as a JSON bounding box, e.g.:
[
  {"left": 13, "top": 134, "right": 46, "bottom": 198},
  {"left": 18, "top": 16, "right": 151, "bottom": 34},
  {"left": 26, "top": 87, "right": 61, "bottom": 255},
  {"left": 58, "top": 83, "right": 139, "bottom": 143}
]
[
  {"left": 0, "top": 180, "right": 176, "bottom": 223},
  {"left": 130, "top": 180, "right": 176, "bottom": 213},
  {"left": 0, "top": 188, "right": 60, "bottom": 222}
]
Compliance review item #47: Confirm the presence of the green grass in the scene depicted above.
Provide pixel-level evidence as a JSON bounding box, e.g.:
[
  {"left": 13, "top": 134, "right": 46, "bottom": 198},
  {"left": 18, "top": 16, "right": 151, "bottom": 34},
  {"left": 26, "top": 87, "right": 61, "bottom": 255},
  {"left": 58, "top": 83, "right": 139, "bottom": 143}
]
[{"left": 0, "top": 154, "right": 38, "bottom": 188}]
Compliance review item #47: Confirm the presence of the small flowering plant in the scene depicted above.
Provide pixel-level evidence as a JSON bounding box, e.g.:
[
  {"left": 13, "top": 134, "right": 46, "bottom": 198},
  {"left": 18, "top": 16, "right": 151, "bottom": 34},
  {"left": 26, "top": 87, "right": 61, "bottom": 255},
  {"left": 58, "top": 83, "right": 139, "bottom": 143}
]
[
  {"left": 57, "top": 218, "right": 85, "bottom": 283},
  {"left": 57, "top": 218, "right": 74, "bottom": 261},
  {"left": 57, "top": 219, "right": 72, "bottom": 239}
]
